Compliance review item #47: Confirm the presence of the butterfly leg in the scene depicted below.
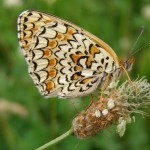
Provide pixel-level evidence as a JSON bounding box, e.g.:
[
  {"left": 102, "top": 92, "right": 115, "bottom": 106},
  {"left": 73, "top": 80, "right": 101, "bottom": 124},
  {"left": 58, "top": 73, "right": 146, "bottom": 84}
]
[
  {"left": 122, "top": 66, "right": 138, "bottom": 95},
  {"left": 85, "top": 98, "right": 95, "bottom": 112},
  {"left": 99, "top": 74, "right": 111, "bottom": 101},
  {"left": 89, "top": 94, "right": 94, "bottom": 101},
  {"left": 87, "top": 94, "right": 98, "bottom": 110}
]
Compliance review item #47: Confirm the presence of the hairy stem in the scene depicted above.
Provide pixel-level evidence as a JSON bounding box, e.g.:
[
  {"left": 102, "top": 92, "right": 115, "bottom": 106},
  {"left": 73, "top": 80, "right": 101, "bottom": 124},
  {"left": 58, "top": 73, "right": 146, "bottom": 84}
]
[{"left": 36, "top": 128, "right": 74, "bottom": 150}]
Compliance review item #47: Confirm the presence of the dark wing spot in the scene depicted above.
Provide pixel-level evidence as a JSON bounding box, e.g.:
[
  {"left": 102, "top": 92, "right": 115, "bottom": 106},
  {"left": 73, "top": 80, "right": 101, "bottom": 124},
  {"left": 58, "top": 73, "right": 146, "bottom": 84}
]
[
  {"left": 106, "top": 56, "right": 109, "bottom": 60},
  {"left": 50, "top": 22, "right": 58, "bottom": 28},
  {"left": 31, "top": 51, "right": 35, "bottom": 60},
  {"left": 58, "top": 77, "right": 65, "bottom": 85},
  {"left": 34, "top": 37, "right": 39, "bottom": 48},
  {"left": 112, "top": 61, "right": 115, "bottom": 68},
  {"left": 101, "top": 58, "right": 104, "bottom": 64},
  {"left": 76, "top": 51, "right": 82, "bottom": 55},
  {"left": 24, "top": 17, "right": 28, "bottom": 23},
  {"left": 23, "top": 32, "right": 27, "bottom": 37},
  {"left": 105, "top": 62, "right": 108, "bottom": 69},
  {"left": 67, "top": 83, "right": 74, "bottom": 91},
  {"left": 95, "top": 44, "right": 101, "bottom": 47},
  {"left": 33, "top": 61, "right": 37, "bottom": 71},
  {"left": 39, "top": 27, "right": 46, "bottom": 35},
  {"left": 60, "top": 67, "right": 66, "bottom": 75},
  {"left": 27, "top": 12, "right": 33, "bottom": 16},
  {"left": 23, "top": 24, "right": 27, "bottom": 30},
  {"left": 24, "top": 40, "right": 28, "bottom": 45},
  {"left": 84, "top": 50, "right": 88, "bottom": 55},
  {"left": 33, "top": 72, "right": 40, "bottom": 82}
]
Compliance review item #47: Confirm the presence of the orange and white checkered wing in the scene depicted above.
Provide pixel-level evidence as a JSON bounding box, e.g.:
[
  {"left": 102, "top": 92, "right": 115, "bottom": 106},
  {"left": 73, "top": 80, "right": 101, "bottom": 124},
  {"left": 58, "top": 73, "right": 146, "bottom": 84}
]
[{"left": 18, "top": 10, "right": 121, "bottom": 98}]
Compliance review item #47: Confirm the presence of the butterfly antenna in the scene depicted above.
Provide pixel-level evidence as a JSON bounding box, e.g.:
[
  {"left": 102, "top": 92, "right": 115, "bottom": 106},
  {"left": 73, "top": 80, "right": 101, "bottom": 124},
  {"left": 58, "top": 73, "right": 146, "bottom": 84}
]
[
  {"left": 128, "top": 26, "right": 145, "bottom": 58},
  {"left": 130, "top": 42, "right": 150, "bottom": 57}
]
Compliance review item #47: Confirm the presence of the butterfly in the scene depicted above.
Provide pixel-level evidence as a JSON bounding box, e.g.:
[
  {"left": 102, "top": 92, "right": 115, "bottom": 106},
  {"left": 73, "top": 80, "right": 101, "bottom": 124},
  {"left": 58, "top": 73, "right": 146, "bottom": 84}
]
[{"left": 17, "top": 10, "right": 134, "bottom": 98}]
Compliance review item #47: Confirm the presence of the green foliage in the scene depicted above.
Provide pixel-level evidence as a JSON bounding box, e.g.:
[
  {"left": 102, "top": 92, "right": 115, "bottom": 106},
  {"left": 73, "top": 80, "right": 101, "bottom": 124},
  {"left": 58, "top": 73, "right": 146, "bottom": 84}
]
[{"left": 0, "top": 0, "right": 150, "bottom": 150}]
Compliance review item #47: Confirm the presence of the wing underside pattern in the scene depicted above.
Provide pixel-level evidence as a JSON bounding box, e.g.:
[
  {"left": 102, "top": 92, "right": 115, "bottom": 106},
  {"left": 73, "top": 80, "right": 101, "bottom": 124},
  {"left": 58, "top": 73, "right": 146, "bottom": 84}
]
[{"left": 18, "top": 10, "right": 121, "bottom": 98}]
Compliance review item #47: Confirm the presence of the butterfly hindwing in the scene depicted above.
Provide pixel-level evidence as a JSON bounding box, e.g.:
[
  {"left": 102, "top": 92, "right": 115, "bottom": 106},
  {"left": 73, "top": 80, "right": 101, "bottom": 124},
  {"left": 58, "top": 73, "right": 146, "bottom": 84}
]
[{"left": 18, "top": 10, "right": 120, "bottom": 98}]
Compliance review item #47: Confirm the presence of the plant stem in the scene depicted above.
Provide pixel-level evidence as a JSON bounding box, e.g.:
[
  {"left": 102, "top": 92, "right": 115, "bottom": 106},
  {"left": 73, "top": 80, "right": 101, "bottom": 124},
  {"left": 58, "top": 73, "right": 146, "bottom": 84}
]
[{"left": 35, "top": 128, "right": 74, "bottom": 150}]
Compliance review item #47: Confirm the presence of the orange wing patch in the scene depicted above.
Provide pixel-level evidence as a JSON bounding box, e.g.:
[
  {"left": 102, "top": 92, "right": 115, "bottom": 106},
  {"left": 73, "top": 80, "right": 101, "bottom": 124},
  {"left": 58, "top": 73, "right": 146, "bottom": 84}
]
[
  {"left": 86, "top": 57, "right": 95, "bottom": 68},
  {"left": 70, "top": 54, "right": 84, "bottom": 63},
  {"left": 44, "top": 49, "right": 51, "bottom": 57},
  {"left": 90, "top": 45, "right": 100, "bottom": 57},
  {"left": 67, "top": 27, "right": 76, "bottom": 35},
  {"left": 48, "top": 69, "right": 57, "bottom": 78},
  {"left": 48, "top": 58, "right": 57, "bottom": 67},
  {"left": 80, "top": 78, "right": 92, "bottom": 84},
  {"left": 46, "top": 81, "right": 55, "bottom": 91},
  {"left": 74, "top": 66, "right": 82, "bottom": 71},
  {"left": 72, "top": 72, "right": 83, "bottom": 80},
  {"left": 48, "top": 40, "right": 57, "bottom": 48},
  {"left": 57, "top": 33, "right": 64, "bottom": 40}
]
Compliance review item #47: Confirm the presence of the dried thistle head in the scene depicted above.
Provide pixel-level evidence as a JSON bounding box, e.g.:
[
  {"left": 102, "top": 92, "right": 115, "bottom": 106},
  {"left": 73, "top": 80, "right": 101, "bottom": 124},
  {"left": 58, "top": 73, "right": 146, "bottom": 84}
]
[{"left": 72, "top": 77, "right": 150, "bottom": 138}]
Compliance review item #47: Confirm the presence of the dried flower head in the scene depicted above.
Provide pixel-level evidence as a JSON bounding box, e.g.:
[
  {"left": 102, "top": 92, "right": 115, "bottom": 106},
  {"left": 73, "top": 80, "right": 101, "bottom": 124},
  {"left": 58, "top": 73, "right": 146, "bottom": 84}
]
[{"left": 72, "top": 77, "right": 150, "bottom": 138}]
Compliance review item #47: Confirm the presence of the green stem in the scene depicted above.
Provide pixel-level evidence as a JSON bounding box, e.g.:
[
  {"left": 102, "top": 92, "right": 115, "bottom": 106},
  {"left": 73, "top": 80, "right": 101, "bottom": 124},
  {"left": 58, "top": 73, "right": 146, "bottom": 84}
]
[{"left": 35, "top": 128, "right": 74, "bottom": 150}]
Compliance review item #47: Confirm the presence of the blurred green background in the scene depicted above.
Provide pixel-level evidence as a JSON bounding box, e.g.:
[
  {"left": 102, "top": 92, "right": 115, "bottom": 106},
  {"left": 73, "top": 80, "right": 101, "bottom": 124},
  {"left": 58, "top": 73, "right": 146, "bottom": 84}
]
[{"left": 0, "top": 0, "right": 150, "bottom": 150}]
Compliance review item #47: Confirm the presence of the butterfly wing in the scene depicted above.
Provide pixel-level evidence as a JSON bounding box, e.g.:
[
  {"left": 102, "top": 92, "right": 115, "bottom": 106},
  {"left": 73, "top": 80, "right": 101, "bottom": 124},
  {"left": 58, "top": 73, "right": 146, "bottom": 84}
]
[{"left": 18, "top": 10, "right": 120, "bottom": 98}]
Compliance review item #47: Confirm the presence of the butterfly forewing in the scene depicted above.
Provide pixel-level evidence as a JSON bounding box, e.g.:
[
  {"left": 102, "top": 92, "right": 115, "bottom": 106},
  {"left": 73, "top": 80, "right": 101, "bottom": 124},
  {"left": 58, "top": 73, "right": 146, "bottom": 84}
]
[{"left": 18, "top": 10, "right": 121, "bottom": 98}]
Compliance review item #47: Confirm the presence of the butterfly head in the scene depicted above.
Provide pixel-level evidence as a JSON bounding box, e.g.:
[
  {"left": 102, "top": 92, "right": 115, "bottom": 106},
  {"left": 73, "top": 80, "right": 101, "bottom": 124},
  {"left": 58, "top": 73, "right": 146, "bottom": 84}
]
[{"left": 124, "top": 57, "right": 135, "bottom": 71}]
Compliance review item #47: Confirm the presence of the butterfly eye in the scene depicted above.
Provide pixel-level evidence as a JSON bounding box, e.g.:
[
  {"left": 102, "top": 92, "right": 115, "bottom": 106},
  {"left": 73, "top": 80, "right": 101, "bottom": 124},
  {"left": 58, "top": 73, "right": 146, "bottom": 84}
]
[{"left": 125, "top": 57, "right": 134, "bottom": 71}]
